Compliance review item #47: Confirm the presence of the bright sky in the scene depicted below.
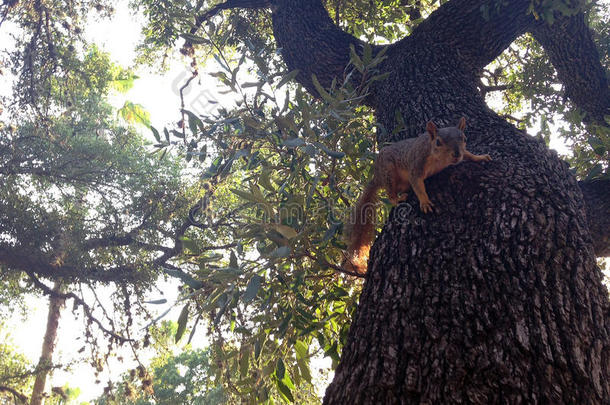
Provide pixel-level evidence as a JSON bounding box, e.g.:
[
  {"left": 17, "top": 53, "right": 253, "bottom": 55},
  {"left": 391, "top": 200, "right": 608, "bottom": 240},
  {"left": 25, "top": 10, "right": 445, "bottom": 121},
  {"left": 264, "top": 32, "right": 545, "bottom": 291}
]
[{"left": 1, "top": 2, "right": 603, "bottom": 404}]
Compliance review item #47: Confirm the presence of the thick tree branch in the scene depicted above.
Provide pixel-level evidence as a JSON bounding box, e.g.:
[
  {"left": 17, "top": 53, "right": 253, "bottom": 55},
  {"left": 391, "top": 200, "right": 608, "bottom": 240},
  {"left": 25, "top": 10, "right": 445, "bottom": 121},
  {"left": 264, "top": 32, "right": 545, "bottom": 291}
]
[
  {"left": 579, "top": 179, "right": 610, "bottom": 257},
  {"left": 0, "top": 386, "right": 27, "bottom": 404},
  {"left": 398, "top": 0, "right": 534, "bottom": 71},
  {"left": 194, "top": 0, "right": 370, "bottom": 97},
  {"left": 197, "top": 0, "right": 269, "bottom": 22},
  {"left": 82, "top": 234, "right": 173, "bottom": 254},
  {"left": 531, "top": 14, "right": 610, "bottom": 125},
  {"left": 0, "top": 246, "right": 146, "bottom": 283},
  {"left": 271, "top": 0, "right": 369, "bottom": 97}
]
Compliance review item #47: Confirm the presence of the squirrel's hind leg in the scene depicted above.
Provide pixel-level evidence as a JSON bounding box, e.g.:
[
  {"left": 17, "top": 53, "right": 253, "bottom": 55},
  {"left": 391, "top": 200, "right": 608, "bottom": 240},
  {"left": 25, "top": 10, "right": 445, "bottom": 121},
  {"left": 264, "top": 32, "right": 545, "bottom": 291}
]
[{"left": 396, "top": 179, "right": 411, "bottom": 203}]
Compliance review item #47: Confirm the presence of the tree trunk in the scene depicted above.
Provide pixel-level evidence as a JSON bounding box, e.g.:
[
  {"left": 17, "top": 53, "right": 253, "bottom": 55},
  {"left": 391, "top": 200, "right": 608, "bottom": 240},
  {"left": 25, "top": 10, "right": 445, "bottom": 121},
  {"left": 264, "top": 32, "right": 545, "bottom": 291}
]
[
  {"left": 324, "top": 117, "right": 610, "bottom": 403},
  {"left": 202, "top": 0, "right": 610, "bottom": 402},
  {"left": 30, "top": 282, "right": 65, "bottom": 405}
]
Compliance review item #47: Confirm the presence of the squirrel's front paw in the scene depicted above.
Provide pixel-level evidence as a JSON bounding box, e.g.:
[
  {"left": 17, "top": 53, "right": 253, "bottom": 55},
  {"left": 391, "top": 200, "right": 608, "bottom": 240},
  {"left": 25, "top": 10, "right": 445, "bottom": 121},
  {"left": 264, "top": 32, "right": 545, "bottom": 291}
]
[
  {"left": 479, "top": 154, "right": 492, "bottom": 162},
  {"left": 419, "top": 200, "right": 434, "bottom": 213}
]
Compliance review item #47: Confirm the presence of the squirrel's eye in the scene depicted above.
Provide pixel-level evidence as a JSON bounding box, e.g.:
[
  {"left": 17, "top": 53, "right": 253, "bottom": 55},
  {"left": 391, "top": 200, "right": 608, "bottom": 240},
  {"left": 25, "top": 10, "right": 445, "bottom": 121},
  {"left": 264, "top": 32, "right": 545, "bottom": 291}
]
[{"left": 435, "top": 139, "right": 442, "bottom": 147}]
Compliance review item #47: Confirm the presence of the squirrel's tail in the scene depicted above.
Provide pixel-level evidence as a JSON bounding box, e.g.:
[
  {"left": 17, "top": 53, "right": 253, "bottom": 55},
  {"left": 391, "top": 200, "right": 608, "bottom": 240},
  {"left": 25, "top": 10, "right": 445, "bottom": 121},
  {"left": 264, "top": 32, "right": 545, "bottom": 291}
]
[{"left": 343, "top": 180, "right": 380, "bottom": 274}]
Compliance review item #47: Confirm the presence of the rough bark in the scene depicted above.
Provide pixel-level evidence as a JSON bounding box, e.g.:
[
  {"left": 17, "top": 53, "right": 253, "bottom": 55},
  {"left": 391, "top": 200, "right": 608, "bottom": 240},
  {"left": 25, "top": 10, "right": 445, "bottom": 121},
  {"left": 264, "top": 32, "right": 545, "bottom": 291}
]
[
  {"left": 30, "top": 282, "right": 65, "bottom": 405},
  {"left": 203, "top": 0, "right": 610, "bottom": 402},
  {"left": 325, "top": 120, "right": 610, "bottom": 403},
  {"left": 271, "top": 0, "right": 368, "bottom": 97},
  {"left": 579, "top": 179, "right": 610, "bottom": 257}
]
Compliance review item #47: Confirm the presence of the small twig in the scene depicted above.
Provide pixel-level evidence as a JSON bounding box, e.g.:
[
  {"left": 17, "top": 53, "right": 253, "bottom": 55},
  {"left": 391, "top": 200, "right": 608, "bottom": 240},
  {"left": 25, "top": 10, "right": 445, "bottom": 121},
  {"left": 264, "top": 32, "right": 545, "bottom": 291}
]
[
  {"left": 179, "top": 72, "right": 198, "bottom": 142},
  {"left": 479, "top": 83, "right": 513, "bottom": 98},
  {"left": 26, "top": 272, "right": 134, "bottom": 343},
  {"left": 501, "top": 114, "right": 525, "bottom": 123},
  {"left": 181, "top": 0, "right": 271, "bottom": 56}
]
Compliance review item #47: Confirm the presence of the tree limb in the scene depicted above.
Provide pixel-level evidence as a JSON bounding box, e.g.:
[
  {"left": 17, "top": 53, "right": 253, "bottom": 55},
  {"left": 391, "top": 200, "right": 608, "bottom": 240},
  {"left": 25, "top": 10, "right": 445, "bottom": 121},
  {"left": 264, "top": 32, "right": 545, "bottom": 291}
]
[
  {"left": 579, "top": 179, "right": 610, "bottom": 257},
  {"left": 530, "top": 14, "right": 610, "bottom": 125},
  {"left": 270, "top": 0, "right": 369, "bottom": 97},
  {"left": 25, "top": 272, "right": 134, "bottom": 343},
  {"left": 395, "top": 0, "right": 534, "bottom": 71},
  {"left": 0, "top": 385, "right": 28, "bottom": 404},
  {"left": 0, "top": 246, "right": 146, "bottom": 283},
  {"left": 182, "top": 0, "right": 271, "bottom": 55}
]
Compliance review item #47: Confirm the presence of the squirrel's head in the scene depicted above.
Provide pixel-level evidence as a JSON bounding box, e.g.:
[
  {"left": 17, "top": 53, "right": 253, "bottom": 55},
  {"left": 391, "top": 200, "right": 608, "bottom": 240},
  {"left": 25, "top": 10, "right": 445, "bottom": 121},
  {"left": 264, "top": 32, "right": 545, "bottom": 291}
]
[{"left": 426, "top": 117, "right": 467, "bottom": 164}]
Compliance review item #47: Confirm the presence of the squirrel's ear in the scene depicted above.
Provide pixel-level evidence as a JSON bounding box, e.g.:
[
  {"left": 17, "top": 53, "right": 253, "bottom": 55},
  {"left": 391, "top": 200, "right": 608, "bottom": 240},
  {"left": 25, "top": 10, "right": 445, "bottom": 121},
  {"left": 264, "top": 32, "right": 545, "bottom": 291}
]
[
  {"left": 426, "top": 121, "right": 437, "bottom": 139},
  {"left": 457, "top": 117, "right": 466, "bottom": 131}
]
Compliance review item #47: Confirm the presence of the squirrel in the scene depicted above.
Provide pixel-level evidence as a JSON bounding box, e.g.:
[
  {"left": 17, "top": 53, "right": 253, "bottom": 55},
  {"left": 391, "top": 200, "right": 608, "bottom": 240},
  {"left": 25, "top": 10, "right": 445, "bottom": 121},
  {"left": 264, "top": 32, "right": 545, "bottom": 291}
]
[{"left": 342, "top": 117, "right": 491, "bottom": 274}]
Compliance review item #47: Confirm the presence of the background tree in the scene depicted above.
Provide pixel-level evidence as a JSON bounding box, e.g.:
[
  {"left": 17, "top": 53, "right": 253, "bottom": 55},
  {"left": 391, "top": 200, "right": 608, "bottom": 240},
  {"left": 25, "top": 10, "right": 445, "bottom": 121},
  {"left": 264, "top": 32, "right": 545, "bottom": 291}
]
[
  {"left": 0, "top": 2, "right": 197, "bottom": 402},
  {"left": 94, "top": 322, "right": 227, "bottom": 405}
]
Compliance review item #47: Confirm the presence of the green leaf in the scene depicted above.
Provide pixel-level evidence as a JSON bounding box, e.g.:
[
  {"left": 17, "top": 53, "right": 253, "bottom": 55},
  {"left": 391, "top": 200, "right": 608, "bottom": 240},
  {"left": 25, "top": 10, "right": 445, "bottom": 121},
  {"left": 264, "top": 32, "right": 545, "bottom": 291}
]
[
  {"left": 242, "top": 81, "right": 265, "bottom": 88},
  {"left": 144, "top": 299, "right": 167, "bottom": 305},
  {"left": 183, "top": 110, "right": 203, "bottom": 135},
  {"left": 311, "top": 74, "right": 335, "bottom": 104},
  {"left": 240, "top": 345, "right": 251, "bottom": 377},
  {"left": 283, "top": 138, "right": 306, "bottom": 148},
  {"left": 275, "top": 358, "right": 286, "bottom": 379},
  {"left": 276, "top": 378, "right": 294, "bottom": 403},
  {"left": 150, "top": 126, "right": 161, "bottom": 142},
  {"left": 118, "top": 101, "right": 150, "bottom": 127},
  {"left": 181, "top": 237, "right": 201, "bottom": 254},
  {"left": 276, "top": 69, "right": 300, "bottom": 88},
  {"left": 349, "top": 44, "right": 364, "bottom": 73},
  {"left": 175, "top": 304, "right": 189, "bottom": 342},
  {"left": 294, "top": 340, "right": 308, "bottom": 359},
  {"left": 259, "top": 170, "right": 275, "bottom": 191},
  {"left": 314, "top": 142, "right": 345, "bottom": 159},
  {"left": 297, "top": 358, "right": 312, "bottom": 384},
  {"left": 271, "top": 246, "right": 291, "bottom": 258},
  {"left": 243, "top": 275, "right": 263, "bottom": 303},
  {"left": 321, "top": 222, "right": 341, "bottom": 243},
  {"left": 362, "top": 43, "right": 372, "bottom": 65},
  {"left": 163, "top": 268, "right": 204, "bottom": 289},
  {"left": 281, "top": 371, "right": 295, "bottom": 390},
  {"left": 588, "top": 136, "right": 606, "bottom": 156},
  {"left": 231, "top": 188, "right": 263, "bottom": 204},
  {"left": 230, "top": 250, "right": 238, "bottom": 268}
]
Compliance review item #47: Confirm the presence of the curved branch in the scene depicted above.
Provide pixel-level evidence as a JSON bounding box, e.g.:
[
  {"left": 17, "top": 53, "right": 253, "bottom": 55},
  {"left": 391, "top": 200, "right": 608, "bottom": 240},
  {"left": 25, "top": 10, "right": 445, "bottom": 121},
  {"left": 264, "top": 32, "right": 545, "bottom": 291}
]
[
  {"left": 579, "top": 179, "right": 610, "bottom": 257},
  {"left": 25, "top": 273, "right": 134, "bottom": 343},
  {"left": 398, "top": 0, "right": 534, "bottom": 71},
  {"left": 197, "top": 0, "right": 269, "bottom": 21},
  {"left": 0, "top": 386, "right": 28, "bottom": 404},
  {"left": 270, "top": 0, "right": 369, "bottom": 96},
  {"left": 531, "top": 14, "right": 610, "bottom": 125},
  {"left": 182, "top": 0, "right": 271, "bottom": 55},
  {"left": 0, "top": 246, "right": 146, "bottom": 283}
]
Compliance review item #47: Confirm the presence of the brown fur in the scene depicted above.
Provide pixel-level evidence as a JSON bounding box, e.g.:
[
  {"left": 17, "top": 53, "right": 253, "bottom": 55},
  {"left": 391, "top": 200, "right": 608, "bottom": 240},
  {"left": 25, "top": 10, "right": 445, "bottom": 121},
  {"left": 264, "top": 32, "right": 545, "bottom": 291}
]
[{"left": 343, "top": 118, "right": 491, "bottom": 274}]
